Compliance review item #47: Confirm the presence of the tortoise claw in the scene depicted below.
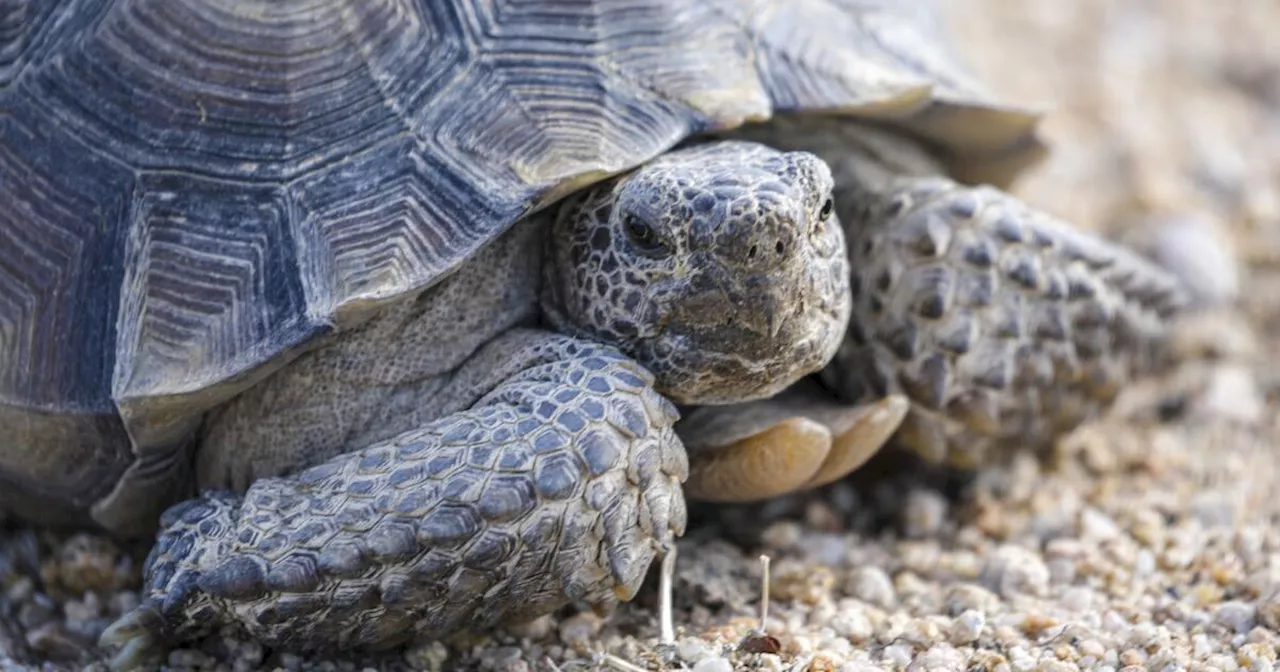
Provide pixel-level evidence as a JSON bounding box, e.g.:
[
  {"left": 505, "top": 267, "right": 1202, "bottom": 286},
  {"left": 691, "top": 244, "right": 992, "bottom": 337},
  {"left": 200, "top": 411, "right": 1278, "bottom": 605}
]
[{"left": 99, "top": 605, "right": 164, "bottom": 671}]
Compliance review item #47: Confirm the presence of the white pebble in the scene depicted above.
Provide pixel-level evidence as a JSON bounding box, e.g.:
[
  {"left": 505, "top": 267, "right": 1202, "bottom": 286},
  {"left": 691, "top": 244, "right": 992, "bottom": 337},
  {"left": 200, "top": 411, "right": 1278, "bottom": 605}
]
[
  {"left": 1193, "top": 633, "right": 1215, "bottom": 659},
  {"left": 830, "top": 609, "right": 875, "bottom": 643},
  {"left": 981, "top": 546, "right": 1050, "bottom": 598},
  {"left": 676, "top": 637, "right": 713, "bottom": 662},
  {"left": 903, "top": 489, "right": 949, "bottom": 538},
  {"left": 1214, "top": 601, "right": 1257, "bottom": 634},
  {"left": 1060, "top": 587, "right": 1095, "bottom": 612},
  {"left": 1079, "top": 507, "right": 1122, "bottom": 541},
  {"left": 1143, "top": 213, "right": 1239, "bottom": 308},
  {"left": 846, "top": 566, "right": 897, "bottom": 608},
  {"left": 884, "top": 644, "right": 914, "bottom": 668},
  {"left": 1199, "top": 364, "right": 1265, "bottom": 425},
  {"left": 951, "top": 610, "right": 985, "bottom": 644},
  {"left": 1007, "top": 646, "right": 1036, "bottom": 672},
  {"left": 692, "top": 657, "right": 733, "bottom": 672}
]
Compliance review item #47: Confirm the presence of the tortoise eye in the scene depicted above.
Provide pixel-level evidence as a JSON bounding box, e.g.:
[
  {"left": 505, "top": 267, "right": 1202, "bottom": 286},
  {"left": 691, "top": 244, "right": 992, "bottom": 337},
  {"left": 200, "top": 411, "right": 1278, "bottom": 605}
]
[
  {"left": 818, "top": 197, "right": 834, "bottom": 222},
  {"left": 622, "top": 213, "right": 667, "bottom": 255}
]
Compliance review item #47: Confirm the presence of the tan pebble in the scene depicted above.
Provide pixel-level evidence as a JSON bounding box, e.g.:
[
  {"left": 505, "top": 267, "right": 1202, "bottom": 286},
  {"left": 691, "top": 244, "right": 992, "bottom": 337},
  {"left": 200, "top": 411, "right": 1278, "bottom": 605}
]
[
  {"left": 1236, "top": 642, "right": 1276, "bottom": 667},
  {"left": 1119, "top": 649, "right": 1148, "bottom": 666},
  {"left": 42, "top": 533, "right": 130, "bottom": 596},
  {"left": 1146, "top": 648, "right": 1185, "bottom": 670},
  {"left": 761, "top": 522, "right": 804, "bottom": 550},
  {"left": 1129, "top": 510, "right": 1168, "bottom": 549},
  {"left": 504, "top": 615, "right": 554, "bottom": 641},
  {"left": 1036, "top": 660, "right": 1079, "bottom": 672},
  {"left": 1020, "top": 614, "right": 1059, "bottom": 639},
  {"left": 943, "top": 551, "right": 984, "bottom": 580},
  {"left": 899, "top": 541, "right": 943, "bottom": 577},
  {"left": 557, "top": 612, "right": 602, "bottom": 653},
  {"left": 903, "top": 618, "right": 943, "bottom": 647},
  {"left": 993, "top": 625, "right": 1024, "bottom": 649},
  {"left": 946, "top": 583, "right": 1001, "bottom": 614},
  {"left": 968, "top": 650, "right": 1010, "bottom": 672},
  {"left": 1257, "top": 589, "right": 1280, "bottom": 630},
  {"left": 773, "top": 561, "right": 835, "bottom": 605},
  {"left": 807, "top": 655, "right": 839, "bottom": 672},
  {"left": 1249, "top": 628, "right": 1278, "bottom": 646},
  {"left": 895, "top": 571, "right": 932, "bottom": 600},
  {"left": 403, "top": 641, "right": 450, "bottom": 672},
  {"left": 1194, "top": 583, "right": 1226, "bottom": 607},
  {"left": 786, "top": 634, "right": 817, "bottom": 656},
  {"left": 805, "top": 500, "right": 843, "bottom": 532},
  {"left": 1053, "top": 642, "right": 1079, "bottom": 662}
]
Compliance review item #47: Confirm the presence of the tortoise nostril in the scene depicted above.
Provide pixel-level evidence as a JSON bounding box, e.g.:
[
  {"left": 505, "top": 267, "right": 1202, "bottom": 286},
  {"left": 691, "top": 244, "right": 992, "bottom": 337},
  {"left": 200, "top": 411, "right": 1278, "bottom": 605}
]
[
  {"left": 775, "top": 241, "right": 785, "bottom": 256},
  {"left": 748, "top": 245, "right": 758, "bottom": 259}
]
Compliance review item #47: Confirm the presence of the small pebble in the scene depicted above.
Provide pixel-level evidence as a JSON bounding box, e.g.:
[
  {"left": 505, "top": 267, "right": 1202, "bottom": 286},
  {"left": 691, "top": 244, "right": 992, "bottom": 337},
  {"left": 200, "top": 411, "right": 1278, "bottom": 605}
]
[
  {"left": 981, "top": 546, "right": 1050, "bottom": 598},
  {"left": 1214, "top": 601, "right": 1257, "bottom": 634},
  {"left": 691, "top": 657, "right": 733, "bottom": 672},
  {"left": 845, "top": 566, "right": 897, "bottom": 608},
  {"left": 950, "top": 609, "right": 985, "bottom": 644}
]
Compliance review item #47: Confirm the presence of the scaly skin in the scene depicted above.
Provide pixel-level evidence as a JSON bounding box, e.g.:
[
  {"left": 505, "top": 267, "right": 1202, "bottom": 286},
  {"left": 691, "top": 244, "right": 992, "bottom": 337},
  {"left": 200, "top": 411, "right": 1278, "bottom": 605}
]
[
  {"left": 103, "top": 332, "right": 686, "bottom": 659},
  {"left": 829, "top": 175, "right": 1183, "bottom": 465},
  {"left": 100, "top": 140, "right": 851, "bottom": 667},
  {"left": 695, "top": 119, "right": 1186, "bottom": 472}
]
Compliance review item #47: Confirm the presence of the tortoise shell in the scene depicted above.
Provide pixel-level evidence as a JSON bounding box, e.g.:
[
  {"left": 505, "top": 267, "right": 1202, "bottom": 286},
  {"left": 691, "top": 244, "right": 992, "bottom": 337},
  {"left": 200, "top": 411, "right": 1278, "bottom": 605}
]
[{"left": 0, "top": 0, "right": 1043, "bottom": 528}]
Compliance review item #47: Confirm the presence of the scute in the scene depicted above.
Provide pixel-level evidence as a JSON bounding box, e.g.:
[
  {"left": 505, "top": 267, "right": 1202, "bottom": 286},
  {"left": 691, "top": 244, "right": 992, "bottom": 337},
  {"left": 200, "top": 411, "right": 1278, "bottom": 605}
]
[{"left": 0, "top": 0, "right": 1047, "bottom": 530}]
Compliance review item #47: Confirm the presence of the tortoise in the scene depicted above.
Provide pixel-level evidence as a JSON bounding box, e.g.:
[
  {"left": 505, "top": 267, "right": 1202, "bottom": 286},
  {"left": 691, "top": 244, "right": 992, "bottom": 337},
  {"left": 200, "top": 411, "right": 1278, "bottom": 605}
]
[{"left": 0, "top": 0, "right": 1182, "bottom": 667}]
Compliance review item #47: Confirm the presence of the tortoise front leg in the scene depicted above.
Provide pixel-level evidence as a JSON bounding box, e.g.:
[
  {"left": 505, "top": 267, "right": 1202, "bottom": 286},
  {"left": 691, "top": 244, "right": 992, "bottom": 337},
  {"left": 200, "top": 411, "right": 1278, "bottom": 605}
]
[{"left": 99, "top": 330, "right": 687, "bottom": 667}]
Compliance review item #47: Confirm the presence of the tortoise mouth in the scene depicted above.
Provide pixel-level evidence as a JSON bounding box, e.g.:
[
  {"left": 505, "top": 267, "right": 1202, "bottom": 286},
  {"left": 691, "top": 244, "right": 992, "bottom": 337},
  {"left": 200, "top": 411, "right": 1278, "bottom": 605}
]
[{"left": 636, "top": 294, "right": 849, "bottom": 405}]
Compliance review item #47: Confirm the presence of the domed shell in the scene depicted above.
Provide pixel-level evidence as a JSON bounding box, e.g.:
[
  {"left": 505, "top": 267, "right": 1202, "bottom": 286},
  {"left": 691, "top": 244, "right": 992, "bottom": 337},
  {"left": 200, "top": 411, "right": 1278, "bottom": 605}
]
[{"left": 0, "top": 0, "right": 1043, "bottom": 527}]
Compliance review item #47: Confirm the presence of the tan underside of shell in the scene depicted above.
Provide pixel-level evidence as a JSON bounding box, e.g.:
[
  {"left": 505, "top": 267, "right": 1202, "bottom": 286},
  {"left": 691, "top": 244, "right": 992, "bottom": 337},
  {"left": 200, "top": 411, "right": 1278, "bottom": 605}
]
[{"left": 681, "top": 393, "right": 909, "bottom": 502}]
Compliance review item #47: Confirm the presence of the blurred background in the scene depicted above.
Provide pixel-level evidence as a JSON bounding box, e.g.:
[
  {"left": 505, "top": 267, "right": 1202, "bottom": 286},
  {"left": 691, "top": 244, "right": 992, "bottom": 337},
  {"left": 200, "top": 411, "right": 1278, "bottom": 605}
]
[{"left": 949, "top": 1, "right": 1280, "bottom": 345}]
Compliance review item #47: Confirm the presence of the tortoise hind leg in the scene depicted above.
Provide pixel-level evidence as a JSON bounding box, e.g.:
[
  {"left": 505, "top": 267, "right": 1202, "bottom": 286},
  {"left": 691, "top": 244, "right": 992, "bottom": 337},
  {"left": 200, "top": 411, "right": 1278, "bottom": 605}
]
[
  {"left": 676, "top": 379, "right": 908, "bottom": 502},
  {"left": 828, "top": 173, "right": 1185, "bottom": 466},
  {"left": 100, "top": 330, "right": 688, "bottom": 668}
]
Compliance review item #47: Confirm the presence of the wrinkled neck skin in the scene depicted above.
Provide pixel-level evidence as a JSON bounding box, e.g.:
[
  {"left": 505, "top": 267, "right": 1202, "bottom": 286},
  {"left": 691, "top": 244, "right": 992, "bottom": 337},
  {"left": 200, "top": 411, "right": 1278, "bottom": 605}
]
[{"left": 539, "top": 140, "right": 852, "bottom": 406}]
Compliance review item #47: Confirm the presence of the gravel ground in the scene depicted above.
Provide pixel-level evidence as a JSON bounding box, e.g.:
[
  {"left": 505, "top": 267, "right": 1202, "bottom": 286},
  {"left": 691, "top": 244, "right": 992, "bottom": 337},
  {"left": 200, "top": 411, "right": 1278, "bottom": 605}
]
[{"left": 5, "top": 2, "right": 1280, "bottom": 671}]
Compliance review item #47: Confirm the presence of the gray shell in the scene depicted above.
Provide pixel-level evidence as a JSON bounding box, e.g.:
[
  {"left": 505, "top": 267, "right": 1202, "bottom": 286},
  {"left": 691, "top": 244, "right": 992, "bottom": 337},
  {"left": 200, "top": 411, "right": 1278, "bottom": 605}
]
[{"left": 0, "top": 0, "right": 1042, "bottom": 523}]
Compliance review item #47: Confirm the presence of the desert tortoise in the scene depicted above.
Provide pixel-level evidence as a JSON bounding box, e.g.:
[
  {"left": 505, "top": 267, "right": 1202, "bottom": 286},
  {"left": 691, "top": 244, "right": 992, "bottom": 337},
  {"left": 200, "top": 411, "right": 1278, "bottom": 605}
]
[{"left": 0, "top": 0, "right": 1180, "bottom": 665}]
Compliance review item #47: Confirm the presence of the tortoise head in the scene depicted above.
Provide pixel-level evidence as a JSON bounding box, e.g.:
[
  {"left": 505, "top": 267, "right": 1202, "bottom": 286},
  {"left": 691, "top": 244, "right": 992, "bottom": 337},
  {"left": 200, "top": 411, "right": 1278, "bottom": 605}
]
[{"left": 542, "top": 140, "right": 851, "bottom": 405}]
